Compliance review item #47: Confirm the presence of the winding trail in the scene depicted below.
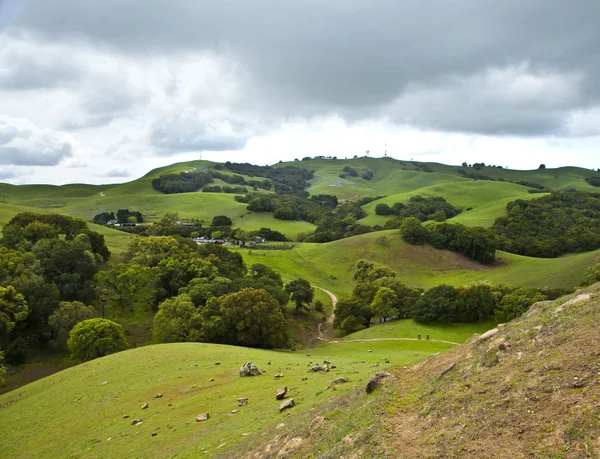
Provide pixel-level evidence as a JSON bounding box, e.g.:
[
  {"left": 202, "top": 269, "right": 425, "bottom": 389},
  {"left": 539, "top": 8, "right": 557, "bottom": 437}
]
[{"left": 313, "top": 286, "right": 338, "bottom": 342}]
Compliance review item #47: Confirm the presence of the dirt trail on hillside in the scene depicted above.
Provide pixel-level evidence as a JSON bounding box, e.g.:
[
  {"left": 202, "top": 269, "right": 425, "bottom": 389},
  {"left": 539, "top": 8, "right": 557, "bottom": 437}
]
[{"left": 310, "top": 287, "right": 338, "bottom": 345}]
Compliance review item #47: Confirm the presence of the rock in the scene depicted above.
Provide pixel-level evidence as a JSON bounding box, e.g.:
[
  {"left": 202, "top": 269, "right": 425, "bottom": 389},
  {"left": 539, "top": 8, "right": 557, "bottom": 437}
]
[
  {"left": 323, "top": 360, "right": 330, "bottom": 364},
  {"left": 195, "top": 412, "right": 209, "bottom": 422},
  {"left": 215, "top": 362, "right": 220, "bottom": 365},
  {"left": 209, "top": 378, "right": 214, "bottom": 382},
  {"left": 123, "top": 415, "right": 130, "bottom": 419},
  {"left": 101, "top": 381, "right": 108, "bottom": 385},
  {"left": 306, "top": 353, "right": 311, "bottom": 356},
  {"left": 310, "top": 365, "right": 325, "bottom": 372},
  {"left": 274, "top": 373, "right": 284, "bottom": 379},
  {"left": 277, "top": 437, "right": 302, "bottom": 457},
  {"left": 554, "top": 294, "right": 591, "bottom": 315},
  {"left": 151, "top": 433, "right": 157, "bottom": 437},
  {"left": 238, "top": 397, "right": 249, "bottom": 406},
  {"left": 301, "top": 377, "right": 308, "bottom": 381},
  {"left": 325, "top": 377, "right": 349, "bottom": 390},
  {"left": 440, "top": 363, "right": 456, "bottom": 378},
  {"left": 309, "top": 416, "right": 325, "bottom": 434},
  {"left": 141, "top": 402, "right": 149, "bottom": 410},
  {"left": 154, "top": 394, "right": 163, "bottom": 399},
  {"left": 368, "top": 350, "right": 372, "bottom": 353},
  {"left": 525, "top": 300, "right": 553, "bottom": 318},
  {"left": 231, "top": 409, "right": 239, "bottom": 414},
  {"left": 276, "top": 386, "right": 288, "bottom": 400},
  {"left": 268, "top": 361, "right": 271, "bottom": 365},
  {"left": 131, "top": 419, "right": 142, "bottom": 425},
  {"left": 278, "top": 398, "right": 295, "bottom": 412},
  {"left": 239, "top": 362, "right": 261, "bottom": 377},
  {"left": 365, "top": 371, "right": 398, "bottom": 394},
  {"left": 478, "top": 328, "right": 499, "bottom": 343}
]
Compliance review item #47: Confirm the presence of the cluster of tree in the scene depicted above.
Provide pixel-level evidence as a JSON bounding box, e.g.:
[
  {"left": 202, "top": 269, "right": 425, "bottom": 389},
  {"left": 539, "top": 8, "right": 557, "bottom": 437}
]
[
  {"left": 0, "top": 213, "right": 110, "bottom": 365},
  {"left": 492, "top": 191, "right": 600, "bottom": 257},
  {"left": 356, "top": 196, "right": 386, "bottom": 206},
  {"left": 586, "top": 177, "right": 600, "bottom": 188},
  {"left": 210, "top": 171, "right": 271, "bottom": 191},
  {"left": 333, "top": 259, "right": 571, "bottom": 335},
  {"left": 202, "top": 185, "right": 248, "bottom": 194},
  {"left": 412, "top": 283, "right": 568, "bottom": 323},
  {"left": 375, "top": 195, "right": 460, "bottom": 222},
  {"left": 339, "top": 166, "right": 374, "bottom": 180},
  {"left": 93, "top": 209, "right": 144, "bottom": 225},
  {"left": 399, "top": 218, "right": 497, "bottom": 264},
  {"left": 223, "top": 162, "right": 314, "bottom": 192},
  {"left": 151, "top": 171, "right": 214, "bottom": 194}
]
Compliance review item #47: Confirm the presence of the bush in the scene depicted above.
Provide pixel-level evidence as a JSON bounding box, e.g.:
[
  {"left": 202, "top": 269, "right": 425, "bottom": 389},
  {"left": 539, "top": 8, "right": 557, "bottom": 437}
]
[
  {"left": 400, "top": 217, "right": 428, "bottom": 245},
  {"left": 211, "top": 215, "right": 232, "bottom": 227},
  {"left": 375, "top": 203, "right": 392, "bottom": 215},
  {"left": 67, "top": 318, "right": 128, "bottom": 362}
]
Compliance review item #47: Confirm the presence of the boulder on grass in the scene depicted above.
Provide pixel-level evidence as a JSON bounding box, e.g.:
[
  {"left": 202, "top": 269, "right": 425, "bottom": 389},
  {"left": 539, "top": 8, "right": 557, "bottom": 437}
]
[
  {"left": 279, "top": 398, "right": 295, "bottom": 412},
  {"left": 239, "top": 362, "right": 261, "bottom": 377},
  {"left": 365, "top": 371, "right": 397, "bottom": 394},
  {"left": 276, "top": 386, "right": 288, "bottom": 400}
]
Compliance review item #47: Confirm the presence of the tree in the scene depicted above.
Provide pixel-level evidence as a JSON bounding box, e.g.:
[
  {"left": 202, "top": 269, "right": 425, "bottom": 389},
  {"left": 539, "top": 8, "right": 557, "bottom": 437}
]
[
  {"left": 494, "top": 288, "right": 545, "bottom": 322},
  {"left": 333, "top": 296, "right": 367, "bottom": 334},
  {"left": 0, "top": 286, "right": 29, "bottom": 337},
  {"left": 153, "top": 295, "right": 199, "bottom": 343},
  {"left": 96, "top": 264, "right": 157, "bottom": 313},
  {"left": 48, "top": 301, "right": 97, "bottom": 348},
  {"left": 413, "top": 285, "right": 459, "bottom": 323},
  {"left": 126, "top": 236, "right": 184, "bottom": 267},
  {"left": 285, "top": 279, "right": 314, "bottom": 314},
  {"left": 455, "top": 282, "right": 496, "bottom": 322},
  {"left": 370, "top": 287, "right": 398, "bottom": 322},
  {"left": 219, "top": 288, "right": 288, "bottom": 348},
  {"left": 538, "top": 164, "right": 546, "bottom": 170},
  {"left": 67, "top": 318, "right": 128, "bottom": 362},
  {"left": 211, "top": 215, "right": 232, "bottom": 227},
  {"left": 273, "top": 206, "right": 295, "bottom": 220},
  {"left": 353, "top": 260, "right": 397, "bottom": 282},
  {"left": 375, "top": 203, "right": 392, "bottom": 216},
  {"left": 400, "top": 217, "right": 428, "bottom": 245}
]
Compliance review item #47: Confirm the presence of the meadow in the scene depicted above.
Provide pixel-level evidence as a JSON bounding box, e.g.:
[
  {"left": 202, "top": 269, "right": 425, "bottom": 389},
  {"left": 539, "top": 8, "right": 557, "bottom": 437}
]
[{"left": 0, "top": 338, "right": 457, "bottom": 458}]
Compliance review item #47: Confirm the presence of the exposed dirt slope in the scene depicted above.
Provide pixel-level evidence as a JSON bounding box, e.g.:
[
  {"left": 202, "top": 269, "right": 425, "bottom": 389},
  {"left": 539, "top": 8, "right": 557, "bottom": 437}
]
[{"left": 380, "top": 284, "right": 600, "bottom": 458}]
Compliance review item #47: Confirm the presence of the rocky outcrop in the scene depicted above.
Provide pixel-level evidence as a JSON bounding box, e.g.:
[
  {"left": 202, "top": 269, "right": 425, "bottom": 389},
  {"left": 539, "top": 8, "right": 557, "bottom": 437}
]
[{"left": 365, "top": 371, "right": 397, "bottom": 394}]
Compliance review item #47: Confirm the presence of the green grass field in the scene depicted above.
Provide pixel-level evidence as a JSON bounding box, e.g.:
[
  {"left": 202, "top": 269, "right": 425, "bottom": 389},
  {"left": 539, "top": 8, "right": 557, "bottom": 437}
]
[
  {"left": 359, "top": 181, "right": 541, "bottom": 227},
  {"left": 343, "top": 318, "right": 498, "bottom": 343},
  {"left": 237, "top": 231, "right": 599, "bottom": 296},
  {"left": 0, "top": 339, "right": 454, "bottom": 458}
]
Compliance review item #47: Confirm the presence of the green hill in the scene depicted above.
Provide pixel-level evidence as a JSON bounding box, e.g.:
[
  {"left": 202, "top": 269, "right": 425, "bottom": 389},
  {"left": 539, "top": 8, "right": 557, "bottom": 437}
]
[
  {"left": 0, "top": 338, "right": 457, "bottom": 458},
  {"left": 237, "top": 231, "right": 599, "bottom": 295},
  {"left": 2, "top": 158, "right": 597, "bottom": 241},
  {"left": 359, "top": 180, "right": 540, "bottom": 227}
]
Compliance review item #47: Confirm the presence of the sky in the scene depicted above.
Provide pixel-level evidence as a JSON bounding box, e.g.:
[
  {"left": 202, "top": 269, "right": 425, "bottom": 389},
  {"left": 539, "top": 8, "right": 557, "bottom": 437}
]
[{"left": 0, "top": 0, "right": 599, "bottom": 185}]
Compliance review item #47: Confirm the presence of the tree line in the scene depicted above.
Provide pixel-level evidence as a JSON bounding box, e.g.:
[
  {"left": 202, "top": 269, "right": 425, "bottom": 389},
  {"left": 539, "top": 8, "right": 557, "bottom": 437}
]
[
  {"left": 375, "top": 195, "right": 461, "bottom": 222},
  {"left": 333, "top": 260, "right": 572, "bottom": 334},
  {"left": 0, "top": 213, "right": 320, "bottom": 373}
]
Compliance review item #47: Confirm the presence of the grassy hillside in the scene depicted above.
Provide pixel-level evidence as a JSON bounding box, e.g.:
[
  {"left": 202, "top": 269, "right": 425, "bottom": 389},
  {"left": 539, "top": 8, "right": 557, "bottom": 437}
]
[
  {"left": 0, "top": 339, "right": 456, "bottom": 458},
  {"left": 238, "top": 231, "right": 599, "bottom": 296},
  {"left": 359, "top": 180, "right": 540, "bottom": 227},
  {"left": 1, "top": 158, "right": 598, "bottom": 241}
]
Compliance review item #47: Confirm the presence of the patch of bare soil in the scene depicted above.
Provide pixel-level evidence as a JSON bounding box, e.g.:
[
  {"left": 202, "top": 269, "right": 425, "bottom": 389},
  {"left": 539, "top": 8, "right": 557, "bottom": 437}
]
[{"left": 381, "top": 288, "right": 600, "bottom": 458}]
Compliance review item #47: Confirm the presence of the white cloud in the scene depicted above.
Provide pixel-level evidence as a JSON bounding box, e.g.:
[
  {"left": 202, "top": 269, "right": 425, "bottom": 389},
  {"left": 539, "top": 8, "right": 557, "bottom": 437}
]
[{"left": 0, "top": 115, "right": 75, "bottom": 165}]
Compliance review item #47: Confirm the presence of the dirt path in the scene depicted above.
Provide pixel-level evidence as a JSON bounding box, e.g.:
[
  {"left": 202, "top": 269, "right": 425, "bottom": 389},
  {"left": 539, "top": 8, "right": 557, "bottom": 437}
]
[
  {"left": 328, "top": 337, "right": 461, "bottom": 346},
  {"left": 312, "top": 286, "right": 338, "bottom": 343}
]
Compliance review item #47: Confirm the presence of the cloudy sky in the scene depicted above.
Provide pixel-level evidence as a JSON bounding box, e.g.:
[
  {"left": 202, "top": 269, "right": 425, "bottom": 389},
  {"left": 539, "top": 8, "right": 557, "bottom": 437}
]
[{"left": 0, "top": 0, "right": 599, "bottom": 185}]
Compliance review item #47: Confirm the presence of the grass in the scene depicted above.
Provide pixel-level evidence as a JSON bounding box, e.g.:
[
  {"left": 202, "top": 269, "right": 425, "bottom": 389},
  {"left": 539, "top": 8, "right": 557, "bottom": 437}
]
[
  {"left": 343, "top": 318, "right": 498, "bottom": 344},
  {"left": 0, "top": 339, "right": 454, "bottom": 458},
  {"left": 359, "top": 181, "right": 540, "bottom": 227},
  {"left": 237, "top": 231, "right": 599, "bottom": 295}
]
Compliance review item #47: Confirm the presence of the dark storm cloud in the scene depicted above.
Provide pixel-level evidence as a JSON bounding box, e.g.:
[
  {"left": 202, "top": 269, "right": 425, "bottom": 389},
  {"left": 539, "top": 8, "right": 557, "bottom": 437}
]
[{"left": 9, "top": 0, "right": 600, "bottom": 136}]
